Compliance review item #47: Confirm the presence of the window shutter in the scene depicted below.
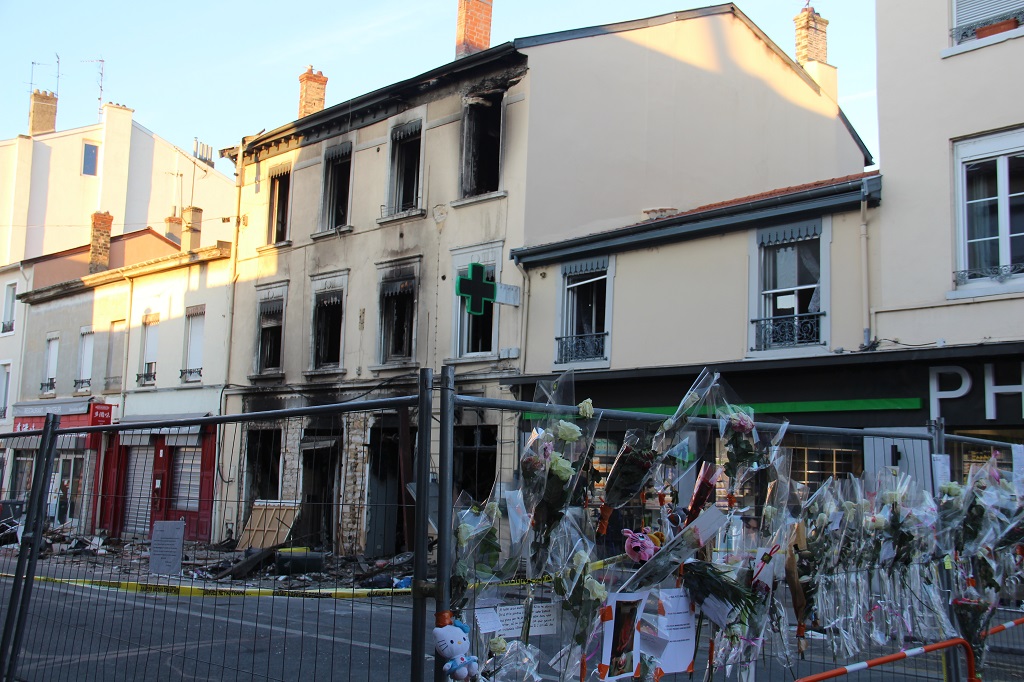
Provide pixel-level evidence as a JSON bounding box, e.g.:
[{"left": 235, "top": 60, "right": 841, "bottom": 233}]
[
  {"left": 562, "top": 256, "right": 608, "bottom": 276},
  {"left": 268, "top": 163, "right": 291, "bottom": 179},
  {"left": 324, "top": 142, "right": 352, "bottom": 161},
  {"left": 391, "top": 120, "right": 421, "bottom": 141},
  {"left": 955, "top": 0, "right": 1021, "bottom": 25}
]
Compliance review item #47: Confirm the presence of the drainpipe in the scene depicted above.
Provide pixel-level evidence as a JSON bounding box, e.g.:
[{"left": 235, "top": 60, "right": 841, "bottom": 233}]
[
  {"left": 120, "top": 276, "right": 135, "bottom": 418},
  {"left": 859, "top": 194, "right": 871, "bottom": 348},
  {"left": 514, "top": 260, "right": 530, "bottom": 378}
]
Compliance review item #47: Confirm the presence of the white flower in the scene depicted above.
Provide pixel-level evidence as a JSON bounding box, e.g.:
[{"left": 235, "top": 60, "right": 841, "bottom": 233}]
[
  {"left": 577, "top": 398, "right": 594, "bottom": 419},
  {"left": 556, "top": 419, "right": 583, "bottom": 443},
  {"left": 880, "top": 491, "right": 899, "bottom": 506},
  {"left": 572, "top": 550, "right": 590, "bottom": 570},
  {"left": 549, "top": 452, "right": 573, "bottom": 481},
  {"left": 815, "top": 513, "right": 828, "bottom": 529},
  {"left": 457, "top": 523, "right": 474, "bottom": 546},
  {"left": 484, "top": 501, "right": 502, "bottom": 520},
  {"left": 843, "top": 501, "right": 856, "bottom": 515},
  {"left": 762, "top": 505, "right": 776, "bottom": 524},
  {"left": 583, "top": 576, "right": 607, "bottom": 601},
  {"left": 940, "top": 481, "right": 963, "bottom": 498},
  {"left": 488, "top": 636, "right": 507, "bottom": 655}
]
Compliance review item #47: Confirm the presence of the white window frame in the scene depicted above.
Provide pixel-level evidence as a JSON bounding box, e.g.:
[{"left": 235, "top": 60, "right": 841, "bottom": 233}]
[
  {"left": 77, "top": 326, "right": 94, "bottom": 392},
  {"left": 140, "top": 315, "right": 158, "bottom": 385},
  {"left": 384, "top": 110, "right": 426, "bottom": 218},
  {"left": 374, "top": 257, "right": 421, "bottom": 368},
  {"left": 255, "top": 282, "right": 288, "bottom": 375},
  {"left": 951, "top": 129, "right": 1024, "bottom": 296},
  {"left": 43, "top": 333, "right": 59, "bottom": 394},
  {"left": 1, "top": 282, "right": 16, "bottom": 334},
  {"left": 746, "top": 218, "right": 832, "bottom": 357},
  {"left": 0, "top": 362, "right": 11, "bottom": 420},
  {"left": 309, "top": 270, "right": 349, "bottom": 372},
  {"left": 319, "top": 138, "right": 354, "bottom": 233},
  {"left": 554, "top": 256, "right": 614, "bottom": 370},
  {"left": 183, "top": 306, "right": 205, "bottom": 382},
  {"left": 450, "top": 241, "right": 502, "bottom": 360}
]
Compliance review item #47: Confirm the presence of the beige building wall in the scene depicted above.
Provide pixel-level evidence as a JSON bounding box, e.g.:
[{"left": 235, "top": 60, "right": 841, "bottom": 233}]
[
  {"left": 518, "top": 11, "right": 867, "bottom": 246},
  {"left": 873, "top": 0, "right": 1024, "bottom": 346}
]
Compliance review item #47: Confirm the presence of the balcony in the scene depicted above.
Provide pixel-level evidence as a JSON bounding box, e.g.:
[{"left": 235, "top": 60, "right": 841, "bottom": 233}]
[
  {"left": 953, "top": 263, "right": 1024, "bottom": 287},
  {"left": 74, "top": 378, "right": 92, "bottom": 391},
  {"left": 40, "top": 378, "right": 55, "bottom": 393},
  {"left": 751, "top": 312, "right": 824, "bottom": 351},
  {"left": 555, "top": 332, "right": 608, "bottom": 364},
  {"left": 180, "top": 367, "right": 202, "bottom": 382}
]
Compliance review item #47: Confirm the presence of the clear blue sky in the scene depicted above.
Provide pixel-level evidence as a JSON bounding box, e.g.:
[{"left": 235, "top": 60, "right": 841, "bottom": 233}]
[{"left": 0, "top": 1, "right": 877, "bottom": 176}]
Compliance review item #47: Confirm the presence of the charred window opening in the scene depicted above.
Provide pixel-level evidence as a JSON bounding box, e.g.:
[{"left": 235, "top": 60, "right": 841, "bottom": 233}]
[
  {"left": 380, "top": 270, "right": 416, "bottom": 362},
  {"left": 453, "top": 425, "right": 497, "bottom": 503},
  {"left": 258, "top": 299, "right": 284, "bottom": 372},
  {"left": 461, "top": 92, "right": 503, "bottom": 198},
  {"left": 246, "top": 429, "right": 281, "bottom": 500},
  {"left": 323, "top": 143, "right": 352, "bottom": 230},
  {"left": 390, "top": 121, "right": 421, "bottom": 214},
  {"left": 268, "top": 166, "right": 291, "bottom": 243},
  {"left": 313, "top": 290, "right": 343, "bottom": 368}
]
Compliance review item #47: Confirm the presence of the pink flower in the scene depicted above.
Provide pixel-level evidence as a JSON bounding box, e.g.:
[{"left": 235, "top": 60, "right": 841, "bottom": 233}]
[{"left": 728, "top": 412, "right": 755, "bottom": 434}]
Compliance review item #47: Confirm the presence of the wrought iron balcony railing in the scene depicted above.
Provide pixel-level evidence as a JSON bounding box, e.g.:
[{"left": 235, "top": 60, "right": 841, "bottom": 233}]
[
  {"left": 1, "top": 320, "right": 13, "bottom": 334},
  {"left": 555, "top": 331, "right": 609, "bottom": 364},
  {"left": 136, "top": 371, "right": 157, "bottom": 385},
  {"left": 40, "top": 378, "right": 55, "bottom": 393},
  {"left": 953, "top": 263, "right": 1024, "bottom": 287},
  {"left": 751, "top": 312, "right": 824, "bottom": 351},
  {"left": 74, "top": 378, "right": 92, "bottom": 390},
  {"left": 180, "top": 367, "right": 202, "bottom": 382}
]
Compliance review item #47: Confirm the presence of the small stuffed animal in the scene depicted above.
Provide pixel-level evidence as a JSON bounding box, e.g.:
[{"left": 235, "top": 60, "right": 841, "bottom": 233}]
[
  {"left": 622, "top": 527, "right": 660, "bottom": 563},
  {"left": 433, "top": 612, "right": 479, "bottom": 680}
]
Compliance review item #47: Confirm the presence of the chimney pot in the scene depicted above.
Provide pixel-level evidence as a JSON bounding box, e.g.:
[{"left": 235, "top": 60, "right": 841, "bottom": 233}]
[
  {"left": 298, "top": 66, "right": 329, "bottom": 118},
  {"left": 456, "top": 0, "right": 493, "bottom": 59},
  {"left": 89, "top": 212, "right": 113, "bottom": 274},
  {"left": 28, "top": 89, "right": 58, "bottom": 136}
]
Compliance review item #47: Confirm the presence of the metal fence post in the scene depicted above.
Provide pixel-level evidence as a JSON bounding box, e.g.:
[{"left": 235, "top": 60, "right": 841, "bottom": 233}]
[
  {"left": 434, "top": 365, "right": 455, "bottom": 682},
  {"left": 412, "top": 367, "right": 434, "bottom": 682},
  {"left": 0, "top": 413, "right": 60, "bottom": 682},
  {"left": 928, "top": 417, "right": 962, "bottom": 682}
]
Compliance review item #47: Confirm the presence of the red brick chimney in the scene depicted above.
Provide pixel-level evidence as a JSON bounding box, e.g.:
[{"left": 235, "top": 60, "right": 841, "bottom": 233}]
[
  {"left": 794, "top": 6, "right": 829, "bottom": 66},
  {"left": 89, "top": 212, "right": 113, "bottom": 274},
  {"left": 456, "top": 0, "right": 492, "bottom": 59},
  {"left": 28, "top": 90, "right": 57, "bottom": 136},
  {"left": 298, "top": 66, "right": 328, "bottom": 118}
]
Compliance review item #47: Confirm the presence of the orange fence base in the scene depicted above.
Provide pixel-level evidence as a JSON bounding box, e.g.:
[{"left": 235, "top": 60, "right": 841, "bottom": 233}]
[{"left": 793, "top": 637, "right": 978, "bottom": 682}]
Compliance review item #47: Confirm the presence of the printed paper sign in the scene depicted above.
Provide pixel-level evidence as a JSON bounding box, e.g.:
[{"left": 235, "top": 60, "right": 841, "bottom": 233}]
[
  {"left": 496, "top": 602, "right": 558, "bottom": 639},
  {"left": 601, "top": 591, "right": 649, "bottom": 680},
  {"left": 656, "top": 588, "right": 696, "bottom": 674},
  {"left": 932, "top": 454, "right": 951, "bottom": 493},
  {"left": 150, "top": 520, "right": 185, "bottom": 576}
]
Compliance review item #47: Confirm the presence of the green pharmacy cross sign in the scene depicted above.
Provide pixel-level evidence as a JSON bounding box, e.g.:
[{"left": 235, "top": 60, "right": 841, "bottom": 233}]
[{"left": 456, "top": 262, "right": 495, "bottom": 316}]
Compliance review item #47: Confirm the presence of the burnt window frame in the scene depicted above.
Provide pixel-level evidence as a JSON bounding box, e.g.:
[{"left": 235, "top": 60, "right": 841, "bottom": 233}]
[
  {"left": 321, "top": 142, "right": 353, "bottom": 232},
  {"left": 377, "top": 261, "right": 420, "bottom": 365},
  {"left": 313, "top": 289, "right": 344, "bottom": 369},
  {"left": 257, "top": 298, "right": 285, "bottom": 373},
  {"left": 460, "top": 91, "right": 505, "bottom": 199},
  {"left": 387, "top": 120, "right": 422, "bottom": 216}
]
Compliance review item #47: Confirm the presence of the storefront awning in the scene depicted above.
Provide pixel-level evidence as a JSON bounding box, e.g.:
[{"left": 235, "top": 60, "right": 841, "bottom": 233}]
[
  {"left": 2, "top": 435, "right": 40, "bottom": 450},
  {"left": 12, "top": 397, "right": 94, "bottom": 418},
  {"left": 0, "top": 434, "right": 86, "bottom": 450},
  {"left": 118, "top": 413, "right": 208, "bottom": 447}
]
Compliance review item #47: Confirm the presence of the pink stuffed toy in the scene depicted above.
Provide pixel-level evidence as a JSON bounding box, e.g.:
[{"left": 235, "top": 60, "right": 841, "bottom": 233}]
[{"left": 622, "top": 527, "right": 660, "bottom": 563}]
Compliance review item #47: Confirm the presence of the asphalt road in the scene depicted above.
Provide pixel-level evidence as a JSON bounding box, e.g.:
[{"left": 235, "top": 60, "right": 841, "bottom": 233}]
[{"left": 2, "top": 580, "right": 426, "bottom": 682}]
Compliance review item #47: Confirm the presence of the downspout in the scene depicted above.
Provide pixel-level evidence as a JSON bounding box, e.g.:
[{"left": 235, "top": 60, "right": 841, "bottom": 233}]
[
  {"left": 215, "top": 139, "right": 245, "bottom": 541},
  {"left": 120, "top": 276, "right": 135, "bottom": 417},
  {"left": 859, "top": 195, "right": 871, "bottom": 348},
  {"left": 514, "top": 260, "right": 530, "bottom": 383}
]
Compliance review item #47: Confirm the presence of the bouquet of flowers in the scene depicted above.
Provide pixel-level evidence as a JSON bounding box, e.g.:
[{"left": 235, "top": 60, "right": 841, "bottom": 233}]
[{"left": 597, "top": 369, "right": 719, "bottom": 534}]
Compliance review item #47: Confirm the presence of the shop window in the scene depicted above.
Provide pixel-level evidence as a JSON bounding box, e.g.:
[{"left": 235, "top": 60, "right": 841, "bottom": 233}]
[
  {"left": 461, "top": 92, "right": 503, "bottom": 198},
  {"left": 11, "top": 454, "right": 34, "bottom": 501},
  {"left": 267, "top": 165, "right": 291, "bottom": 244},
  {"left": 322, "top": 143, "right": 352, "bottom": 231},
  {"left": 388, "top": 120, "right": 421, "bottom": 215},
  {"left": 557, "top": 257, "right": 611, "bottom": 365},
  {"left": 246, "top": 430, "right": 281, "bottom": 500},
  {"left": 752, "top": 222, "right": 825, "bottom": 351}
]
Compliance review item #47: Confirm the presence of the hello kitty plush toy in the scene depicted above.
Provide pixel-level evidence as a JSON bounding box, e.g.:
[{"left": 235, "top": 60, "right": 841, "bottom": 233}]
[{"left": 434, "top": 611, "right": 479, "bottom": 680}]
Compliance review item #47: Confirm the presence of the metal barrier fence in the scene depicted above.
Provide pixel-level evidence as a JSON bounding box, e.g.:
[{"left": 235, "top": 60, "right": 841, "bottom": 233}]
[{"left": 0, "top": 366, "right": 1020, "bottom": 682}]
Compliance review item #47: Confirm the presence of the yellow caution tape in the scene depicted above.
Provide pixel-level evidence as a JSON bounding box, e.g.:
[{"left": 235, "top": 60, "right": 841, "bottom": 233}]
[{"left": 0, "top": 573, "right": 412, "bottom": 599}]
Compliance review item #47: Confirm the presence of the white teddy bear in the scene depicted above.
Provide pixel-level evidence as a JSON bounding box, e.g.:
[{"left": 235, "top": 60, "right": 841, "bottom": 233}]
[{"left": 433, "top": 614, "right": 479, "bottom": 680}]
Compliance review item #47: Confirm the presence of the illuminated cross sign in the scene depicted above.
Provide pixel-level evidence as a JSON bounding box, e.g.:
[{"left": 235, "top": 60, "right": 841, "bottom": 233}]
[{"left": 456, "top": 262, "right": 496, "bottom": 316}]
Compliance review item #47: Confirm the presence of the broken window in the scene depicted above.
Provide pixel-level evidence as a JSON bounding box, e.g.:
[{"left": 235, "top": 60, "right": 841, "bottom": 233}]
[
  {"left": 453, "top": 425, "right": 497, "bottom": 503},
  {"left": 461, "top": 92, "right": 503, "bottom": 198},
  {"left": 456, "top": 263, "right": 495, "bottom": 356},
  {"left": 313, "top": 290, "right": 343, "bottom": 368},
  {"left": 267, "top": 166, "right": 291, "bottom": 244},
  {"left": 389, "top": 121, "right": 421, "bottom": 214},
  {"left": 381, "top": 285, "right": 415, "bottom": 363},
  {"left": 258, "top": 299, "right": 284, "bottom": 372},
  {"left": 246, "top": 430, "right": 281, "bottom": 501},
  {"left": 322, "top": 143, "right": 352, "bottom": 231}
]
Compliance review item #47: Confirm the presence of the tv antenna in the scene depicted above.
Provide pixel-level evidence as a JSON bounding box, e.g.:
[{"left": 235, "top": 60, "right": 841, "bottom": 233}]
[
  {"left": 82, "top": 58, "right": 105, "bottom": 119},
  {"left": 28, "top": 61, "right": 49, "bottom": 93}
]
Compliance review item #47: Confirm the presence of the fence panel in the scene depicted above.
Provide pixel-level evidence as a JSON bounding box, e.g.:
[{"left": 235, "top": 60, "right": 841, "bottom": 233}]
[{"left": 0, "top": 400, "right": 426, "bottom": 682}]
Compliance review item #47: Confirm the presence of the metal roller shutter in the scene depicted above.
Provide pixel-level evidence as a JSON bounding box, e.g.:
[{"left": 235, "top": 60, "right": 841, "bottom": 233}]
[
  {"left": 172, "top": 448, "right": 201, "bottom": 512},
  {"left": 123, "top": 447, "right": 153, "bottom": 537}
]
